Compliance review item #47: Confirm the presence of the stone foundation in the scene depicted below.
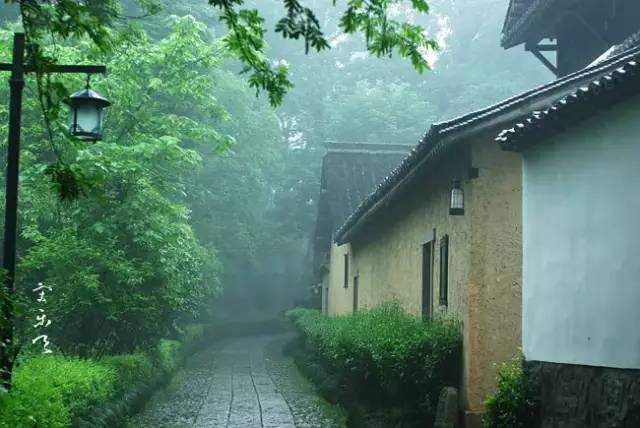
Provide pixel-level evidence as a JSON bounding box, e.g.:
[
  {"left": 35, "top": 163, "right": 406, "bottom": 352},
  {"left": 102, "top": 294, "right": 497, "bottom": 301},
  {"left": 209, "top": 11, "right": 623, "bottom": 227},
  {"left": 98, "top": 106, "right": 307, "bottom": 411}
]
[
  {"left": 462, "top": 410, "right": 482, "bottom": 428},
  {"left": 526, "top": 360, "right": 640, "bottom": 428}
]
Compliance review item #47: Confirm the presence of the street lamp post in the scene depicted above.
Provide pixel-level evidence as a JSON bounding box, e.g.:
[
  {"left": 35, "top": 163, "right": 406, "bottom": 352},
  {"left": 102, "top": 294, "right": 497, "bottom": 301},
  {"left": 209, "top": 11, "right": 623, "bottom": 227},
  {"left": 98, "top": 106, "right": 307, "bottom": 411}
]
[{"left": 0, "top": 32, "right": 108, "bottom": 390}]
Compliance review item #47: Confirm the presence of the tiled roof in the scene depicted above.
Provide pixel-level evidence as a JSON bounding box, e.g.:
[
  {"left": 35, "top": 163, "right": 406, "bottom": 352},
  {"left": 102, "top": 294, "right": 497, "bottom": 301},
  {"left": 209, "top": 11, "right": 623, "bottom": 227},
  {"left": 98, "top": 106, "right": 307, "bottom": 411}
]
[
  {"left": 502, "top": 0, "right": 534, "bottom": 34},
  {"left": 313, "top": 142, "right": 410, "bottom": 270},
  {"left": 497, "top": 54, "right": 640, "bottom": 151},
  {"left": 501, "top": 0, "right": 559, "bottom": 48},
  {"left": 334, "top": 46, "right": 640, "bottom": 245},
  {"left": 592, "top": 29, "right": 640, "bottom": 65},
  {"left": 611, "top": 30, "right": 640, "bottom": 57}
]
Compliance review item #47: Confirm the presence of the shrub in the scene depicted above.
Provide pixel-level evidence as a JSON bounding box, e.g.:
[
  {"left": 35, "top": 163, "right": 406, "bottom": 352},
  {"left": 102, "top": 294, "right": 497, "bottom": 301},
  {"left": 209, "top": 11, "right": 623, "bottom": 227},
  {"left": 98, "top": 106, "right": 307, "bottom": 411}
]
[
  {"left": 179, "top": 323, "right": 206, "bottom": 348},
  {"left": 483, "top": 356, "right": 540, "bottom": 428},
  {"left": 0, "top": 322, "right": 212, "bottom": 427},
  {"left": 286, "top": 304, "right": 462, "bottom": 419},
  {"left": 101, "top": 352, "right": 155, "bottom": 392},
  {"left": 286, "top": 307, "right": 310, "bottom": 323},
  {"left": 153, "top": 339, "right": 183, "bottom": 374},
  {"left": 0, "top": 355, "right": 116, "bottom": 428}
]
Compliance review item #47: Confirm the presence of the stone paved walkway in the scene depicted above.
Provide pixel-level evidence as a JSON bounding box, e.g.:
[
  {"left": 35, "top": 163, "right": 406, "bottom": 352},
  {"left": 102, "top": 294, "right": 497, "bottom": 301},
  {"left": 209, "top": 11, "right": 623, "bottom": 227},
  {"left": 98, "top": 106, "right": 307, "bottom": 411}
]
[{"left": 127, "top": 333, "right": 345, "bottom": 428}]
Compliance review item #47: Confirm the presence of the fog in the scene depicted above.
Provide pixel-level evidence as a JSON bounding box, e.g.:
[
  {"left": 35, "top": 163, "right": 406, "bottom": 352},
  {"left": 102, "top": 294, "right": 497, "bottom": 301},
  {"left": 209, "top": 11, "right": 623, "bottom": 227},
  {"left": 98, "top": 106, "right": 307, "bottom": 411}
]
[{"left": 1, "top": 0, "right": 636, "bottom": 426}]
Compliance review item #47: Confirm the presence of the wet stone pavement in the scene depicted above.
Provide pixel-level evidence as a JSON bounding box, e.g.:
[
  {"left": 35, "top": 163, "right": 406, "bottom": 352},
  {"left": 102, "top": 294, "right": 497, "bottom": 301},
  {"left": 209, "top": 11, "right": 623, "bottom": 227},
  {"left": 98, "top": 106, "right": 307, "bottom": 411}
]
[{"left": 127, "top": 333, "right": 345, "bottom": 428}]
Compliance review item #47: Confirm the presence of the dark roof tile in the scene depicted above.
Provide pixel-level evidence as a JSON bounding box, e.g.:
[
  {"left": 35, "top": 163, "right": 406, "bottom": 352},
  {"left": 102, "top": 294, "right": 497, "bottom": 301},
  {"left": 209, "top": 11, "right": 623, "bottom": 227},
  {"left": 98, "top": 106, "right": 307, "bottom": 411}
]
[
  {"left": 497, "top": 57, "right": 640, "bottom": 151},
  {"left": 501, "top": 0, "right": 559, "bottom": 48}
]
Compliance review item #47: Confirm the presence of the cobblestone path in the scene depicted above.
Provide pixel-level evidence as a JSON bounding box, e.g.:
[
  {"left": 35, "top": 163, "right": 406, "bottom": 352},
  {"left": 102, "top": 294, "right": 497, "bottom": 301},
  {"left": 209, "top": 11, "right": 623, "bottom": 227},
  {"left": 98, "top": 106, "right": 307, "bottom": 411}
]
[{"left": 127, "top": 333, "right": 346, "bottom": 428}]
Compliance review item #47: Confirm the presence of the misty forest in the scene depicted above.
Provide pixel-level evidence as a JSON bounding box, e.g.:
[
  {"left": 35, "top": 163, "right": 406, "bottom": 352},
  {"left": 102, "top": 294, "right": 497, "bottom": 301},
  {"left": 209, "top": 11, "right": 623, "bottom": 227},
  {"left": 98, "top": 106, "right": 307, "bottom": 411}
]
[{"left": 1, "top": 0, "right": 640, "bottom": 427}]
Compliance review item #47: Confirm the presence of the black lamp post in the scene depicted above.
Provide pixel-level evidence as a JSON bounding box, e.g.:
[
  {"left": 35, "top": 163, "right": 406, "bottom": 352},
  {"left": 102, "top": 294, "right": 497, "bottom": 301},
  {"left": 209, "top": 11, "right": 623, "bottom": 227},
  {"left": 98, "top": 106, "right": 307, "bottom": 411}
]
[{"left": 0, "top": 33, "right": 109, "bottom": 390}]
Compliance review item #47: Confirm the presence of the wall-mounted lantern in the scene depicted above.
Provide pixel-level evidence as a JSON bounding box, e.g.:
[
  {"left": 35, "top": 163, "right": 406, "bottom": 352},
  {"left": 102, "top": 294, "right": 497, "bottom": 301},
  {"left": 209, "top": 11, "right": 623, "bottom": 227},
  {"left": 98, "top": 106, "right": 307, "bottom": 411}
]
[
  {"left": 449, "top": 177, "right": 464, "bottom": 215},
  {"left": 65, "top": 77, "right": 111, "bottom": 141}
]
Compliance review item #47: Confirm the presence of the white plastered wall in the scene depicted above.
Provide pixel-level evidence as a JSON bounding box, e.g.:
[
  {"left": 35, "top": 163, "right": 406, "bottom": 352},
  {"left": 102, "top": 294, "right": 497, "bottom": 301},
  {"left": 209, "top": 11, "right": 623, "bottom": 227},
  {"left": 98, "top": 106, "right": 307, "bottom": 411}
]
[{"left": 522, "top": 96, "right": 640, "bottom": 369}]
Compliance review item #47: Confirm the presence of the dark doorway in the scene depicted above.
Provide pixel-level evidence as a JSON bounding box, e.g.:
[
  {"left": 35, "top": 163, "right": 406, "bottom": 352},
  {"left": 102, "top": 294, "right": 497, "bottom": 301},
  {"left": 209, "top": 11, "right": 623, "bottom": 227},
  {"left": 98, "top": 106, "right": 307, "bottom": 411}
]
[
  {"left": 422, "top": 241, "right": 433, "bottom": 316},
  {"left": 353, "top": 274, "right": 359, "bottom": 312}
]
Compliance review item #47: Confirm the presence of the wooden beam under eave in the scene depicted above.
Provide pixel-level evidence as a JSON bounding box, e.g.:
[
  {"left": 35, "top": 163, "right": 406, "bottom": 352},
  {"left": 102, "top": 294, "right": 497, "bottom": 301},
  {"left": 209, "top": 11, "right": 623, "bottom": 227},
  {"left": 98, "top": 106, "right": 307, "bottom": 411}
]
[{"left": 525, "top": 41, "right": 560, "bottom": 77}]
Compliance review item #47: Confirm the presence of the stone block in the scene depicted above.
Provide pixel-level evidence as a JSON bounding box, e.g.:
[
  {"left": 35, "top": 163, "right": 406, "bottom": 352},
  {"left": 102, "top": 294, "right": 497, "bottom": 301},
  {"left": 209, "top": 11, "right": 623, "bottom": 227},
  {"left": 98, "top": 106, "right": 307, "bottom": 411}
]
[
  {"left": 463, "top": 410, "right": 483, "bottom": 428},
  {"left": 434, "top": 386, "right": 459, "bottom": 428}
]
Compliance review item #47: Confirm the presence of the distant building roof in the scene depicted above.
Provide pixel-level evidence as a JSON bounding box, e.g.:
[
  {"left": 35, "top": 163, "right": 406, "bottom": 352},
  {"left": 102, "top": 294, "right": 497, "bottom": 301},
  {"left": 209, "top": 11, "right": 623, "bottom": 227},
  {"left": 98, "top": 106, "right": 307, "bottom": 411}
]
[
  {"left": 313, "top": 142, "right": 411, "bottom": 270},
  {"left": 334, "top": 47, "right": 640, "bottom": 245},
  {"left": 497, "top": 49, "right": 640, "bottom": 152}
]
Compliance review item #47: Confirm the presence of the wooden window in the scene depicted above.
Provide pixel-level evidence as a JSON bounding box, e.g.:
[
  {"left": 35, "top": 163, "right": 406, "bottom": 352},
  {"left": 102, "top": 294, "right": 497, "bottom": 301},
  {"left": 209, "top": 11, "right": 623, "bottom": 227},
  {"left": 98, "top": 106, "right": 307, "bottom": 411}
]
[
  {"left": 344, "top": 254, "right": 349, "bottom": 288},
  {"left": 439, "top": 235, "right": 449, "bottom": 306}
]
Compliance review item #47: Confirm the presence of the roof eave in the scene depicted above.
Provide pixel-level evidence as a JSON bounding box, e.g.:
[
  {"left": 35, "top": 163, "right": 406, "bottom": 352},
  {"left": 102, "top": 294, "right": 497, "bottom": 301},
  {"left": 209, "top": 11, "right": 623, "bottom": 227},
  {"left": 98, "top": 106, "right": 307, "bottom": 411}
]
[
  {"left": 501, "top": 33, "right": 526, "bottom": 49},
  {"left": 335, "top": 112, "right": 529, "bottom": 244},
  {"left": 335, "top": 48, "right": 640, "bottom": 244},
  {"left": 501, "top": 0, "right": 562, "bottom": 50},
  {"left": 497, "top": 59, "right": 640, "bottom": 152}
]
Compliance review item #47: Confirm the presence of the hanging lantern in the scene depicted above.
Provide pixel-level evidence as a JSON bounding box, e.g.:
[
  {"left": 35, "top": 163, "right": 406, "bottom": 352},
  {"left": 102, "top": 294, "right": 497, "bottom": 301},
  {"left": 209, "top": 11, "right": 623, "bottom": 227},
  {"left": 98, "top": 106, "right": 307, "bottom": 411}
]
[
  {"left": 449, "top": 177, "right": 464, "bottom": 215},
  {"left": 65, "top": 76, "right": 111, "bottom": 141}
]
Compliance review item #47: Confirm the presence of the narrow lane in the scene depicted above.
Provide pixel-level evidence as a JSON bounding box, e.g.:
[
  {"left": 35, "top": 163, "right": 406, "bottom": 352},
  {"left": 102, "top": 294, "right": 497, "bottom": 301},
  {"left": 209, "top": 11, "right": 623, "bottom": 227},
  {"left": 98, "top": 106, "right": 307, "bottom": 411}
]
[{"left": 127, "top": 333, "right": 345, "bottom": 428}]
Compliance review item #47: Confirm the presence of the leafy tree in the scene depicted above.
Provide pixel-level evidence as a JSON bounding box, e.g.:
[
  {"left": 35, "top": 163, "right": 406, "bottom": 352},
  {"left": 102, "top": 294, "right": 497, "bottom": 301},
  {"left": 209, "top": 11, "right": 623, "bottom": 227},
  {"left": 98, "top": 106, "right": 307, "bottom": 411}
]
[
  {"left": 0, "top": 16, "right": 231, "bottom": 355},
  {"left": 188, "top": 67, "right": 285, "bottom": 293},
  {"left": 326, "top": 79, "right": 433, "bottom": 143},
  {"left": 4, "top": 0, "right": 437, "bottom": 107}
]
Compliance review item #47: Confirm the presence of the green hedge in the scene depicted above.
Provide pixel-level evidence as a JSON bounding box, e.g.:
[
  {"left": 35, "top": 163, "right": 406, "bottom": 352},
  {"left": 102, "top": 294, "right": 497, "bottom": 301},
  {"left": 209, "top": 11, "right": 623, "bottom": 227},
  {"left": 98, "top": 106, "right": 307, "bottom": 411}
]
[
  {"left": 287, "top": 304, "right": 462, "bottom": 421},
  {"left": 101, "top": 353, "right": 155, "bottom": 394},
  {"left": 0, "top": 355, "right": 116, "bottom": 428},
  {"left": 483, "top": 356, "right": 540, "bottom": 428},
  {"left": 0, "top": 323, "right": 210, "bottom": 428}
]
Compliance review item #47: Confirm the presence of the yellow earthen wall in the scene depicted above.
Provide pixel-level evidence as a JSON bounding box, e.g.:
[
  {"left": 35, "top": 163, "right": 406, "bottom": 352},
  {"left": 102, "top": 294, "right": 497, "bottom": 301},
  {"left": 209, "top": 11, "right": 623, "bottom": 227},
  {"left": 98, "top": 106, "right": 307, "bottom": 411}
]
[
  {"left": 325, "top": 134, "right": 522, "bottom": 414},
  {"left": 349, "top": 145, "right": 476, "bottom": 409},
  {"left": 326, "top": 242, "right": 354, "bottom": 316},
  {"left": 466, "top": 135, "right": 522, "bottom": 412}
]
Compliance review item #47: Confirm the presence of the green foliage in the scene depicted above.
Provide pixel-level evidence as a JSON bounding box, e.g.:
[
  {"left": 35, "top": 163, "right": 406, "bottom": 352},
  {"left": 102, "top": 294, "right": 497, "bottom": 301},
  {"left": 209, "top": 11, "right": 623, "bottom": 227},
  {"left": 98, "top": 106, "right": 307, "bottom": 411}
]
[
  {"left": 153, "top": 339, "right": 182, "bottom": 374},
  {"left": 275, "top": 0, "right": 329, "bottom": 54},
  {"left": 326, "top": 79, "right": 433, "bottom": 143},
  {"left": 0, "top": 10, "right": 294, "bottom": 356},
  {"left": 101, "top": 352, "right": 154, "bottom": 392},
  {"left": 5, "top": 0, "right": 435, "bottom": 107},
  {"left": 0, "top": 17, "right": 227, "bottom": 356},
  {"left": 0, "top": 354, "right": 116, "bottom": 428},
  {"left": 179, "top": 323, "right": 206, "bottom": 345},
  {"left": 0, "top": 322, "right": 209, "bottom": 427},
  {"left": 208, "top": 0, "right": 436, "bottom": 105},
  {"left": 483, "top": 356, "right": 540, "bottom": 428},
  {"left": 339, "top": 0, "right": 436, "bottom": 73},
  {"left": 185, "top": 65, "right": 292, "bottom": 310},
  {"left": 287, "top": 304, "right": 462, "bottom": 418}
]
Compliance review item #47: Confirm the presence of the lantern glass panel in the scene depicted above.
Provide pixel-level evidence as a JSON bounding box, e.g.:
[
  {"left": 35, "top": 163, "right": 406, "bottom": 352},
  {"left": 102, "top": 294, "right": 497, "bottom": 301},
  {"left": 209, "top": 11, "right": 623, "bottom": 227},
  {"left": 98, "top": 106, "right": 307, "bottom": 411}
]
[
  {"left": 450, "top": 188, "right": 464, "bottom": 210},
  {"left": 71, "top": 104, "right": 101, "bottom": 136}
]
